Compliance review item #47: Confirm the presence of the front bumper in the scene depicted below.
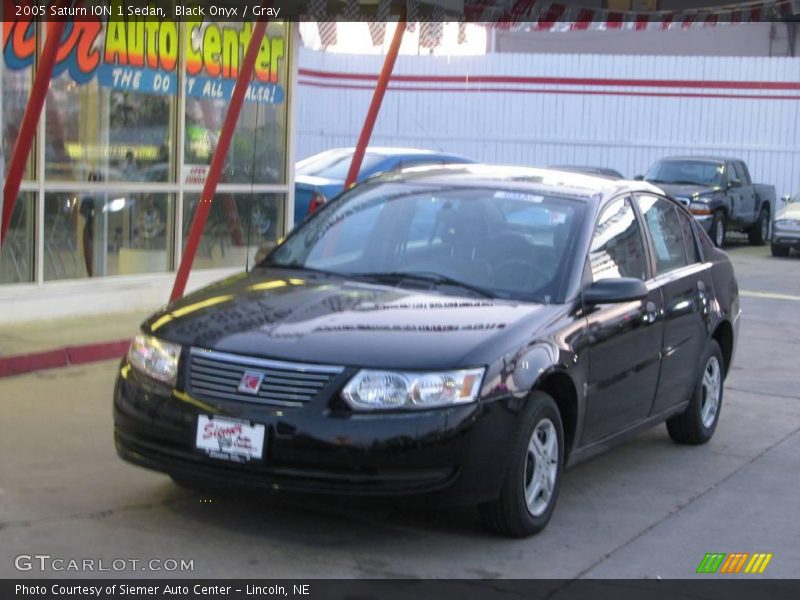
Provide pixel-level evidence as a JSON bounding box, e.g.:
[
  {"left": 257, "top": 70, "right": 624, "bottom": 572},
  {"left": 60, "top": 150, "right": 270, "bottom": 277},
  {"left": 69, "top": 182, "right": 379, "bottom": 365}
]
[
  {"left": 693, "top": 214, "right": 713, "bottom": 233},
  {"left": 113, "top": 361, "right": 519, "bottom": 504},
  {"left": 772, "top": 225, "right": 800, "bottom": 248}
]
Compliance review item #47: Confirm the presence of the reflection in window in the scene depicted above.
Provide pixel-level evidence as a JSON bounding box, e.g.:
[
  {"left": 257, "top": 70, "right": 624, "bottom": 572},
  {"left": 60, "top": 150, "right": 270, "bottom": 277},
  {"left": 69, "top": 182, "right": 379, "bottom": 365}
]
[
  {"left": 45, "top": 73, "right": 175, "bottom": 182},
  {"left": 0, "top": 193, "right": 36, "bottom": 284},
  {"left": 590, "top": 198, "right": 647, "bottom": 282},
  {"left": 184, "top": 22, "right": 288, "bottom": 184},
  {"left": 636, "top": 195, "right": 689, "bottom": 275},
  {"left": 183, "top": 193, "right": 283, "bottom": 270},
  {"left": 3, "top": 61, "right": 33, "bottom": 178},
  {"left": 43, "top": 192, "right": 174, "bottom": 280}
]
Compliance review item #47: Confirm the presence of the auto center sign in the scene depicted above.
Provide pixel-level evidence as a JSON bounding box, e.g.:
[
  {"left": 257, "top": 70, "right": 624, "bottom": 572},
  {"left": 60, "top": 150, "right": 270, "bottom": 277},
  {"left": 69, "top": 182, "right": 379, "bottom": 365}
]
[{"left": 3, "top": 0, "right": 286, "bottom": 104}]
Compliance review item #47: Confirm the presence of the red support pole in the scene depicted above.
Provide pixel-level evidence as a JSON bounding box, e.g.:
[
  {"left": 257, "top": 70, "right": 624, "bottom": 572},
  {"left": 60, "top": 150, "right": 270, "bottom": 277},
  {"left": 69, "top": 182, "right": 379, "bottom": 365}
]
[
  {"left": 343, "top": 14, "right": 406, "bottom": 189},
  {"left": 170, "top": 14, "right": 270, "bottom": 302},
  {"left": 1, "top": 19, "right": 66, "bottom": 246}
]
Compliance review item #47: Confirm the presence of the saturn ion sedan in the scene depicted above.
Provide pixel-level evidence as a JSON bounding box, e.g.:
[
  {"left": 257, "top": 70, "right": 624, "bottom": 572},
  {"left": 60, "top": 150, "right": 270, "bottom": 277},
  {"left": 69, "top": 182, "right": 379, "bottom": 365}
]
[{"left": 114, "top": 165, "right": 740, "bottom": 537}]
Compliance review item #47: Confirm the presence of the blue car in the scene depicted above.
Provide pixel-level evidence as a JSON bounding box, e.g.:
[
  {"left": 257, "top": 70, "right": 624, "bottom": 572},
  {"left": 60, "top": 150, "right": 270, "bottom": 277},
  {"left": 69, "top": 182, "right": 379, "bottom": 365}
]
[{"left": 293, "top": 147, "right": 476, "bottom": 224}]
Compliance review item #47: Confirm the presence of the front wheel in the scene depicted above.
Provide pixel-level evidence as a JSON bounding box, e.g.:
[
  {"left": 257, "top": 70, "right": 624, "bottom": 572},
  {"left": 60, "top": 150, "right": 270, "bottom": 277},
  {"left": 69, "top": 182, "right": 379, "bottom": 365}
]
[
  {"left": 748, "top": 206, "right": 770, "bottom": 246},
  {"left": 667, "top": 340, "right": 725, "bottom": 445},
  {"left": 771, "top": 243, "right": 790, "bottom": 257},
  {"left": 479, "top": 392, "right": 564, "bottom": 537},
  {"left": 710, "top": 211, "right": 727, "bottom": 248}
]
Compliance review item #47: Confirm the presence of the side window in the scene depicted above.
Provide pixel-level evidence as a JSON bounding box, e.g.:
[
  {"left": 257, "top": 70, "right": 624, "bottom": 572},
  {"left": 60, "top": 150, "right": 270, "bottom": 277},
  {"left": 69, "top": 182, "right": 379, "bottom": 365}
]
[
  {"left": 677, "top": 208, "right": 702, "bottom": 263},
  {"left": 636, "top": 195, "right": 689, "bottom": 274},
  {"left": 589, "top": 197, "right": 647, "bottom": 282}
]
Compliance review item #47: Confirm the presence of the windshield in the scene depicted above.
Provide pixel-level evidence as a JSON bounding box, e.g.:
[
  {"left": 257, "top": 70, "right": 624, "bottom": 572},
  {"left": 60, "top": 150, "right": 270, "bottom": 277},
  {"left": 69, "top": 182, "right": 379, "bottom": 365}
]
[
  {"left": 645, "top": 160, "right": 724, "bottom": 187},
  {"left": 267, "top": 182, "right": 587, "bottom": 303},
  {"left": 296, "top": 150, "right": 385, "bottom": 180}
]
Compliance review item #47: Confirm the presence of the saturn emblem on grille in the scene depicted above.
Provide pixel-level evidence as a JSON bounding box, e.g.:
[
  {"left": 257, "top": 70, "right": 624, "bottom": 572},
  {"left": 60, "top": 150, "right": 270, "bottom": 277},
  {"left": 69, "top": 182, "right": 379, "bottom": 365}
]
[{"left": 238, "top": 371, "right": 265, "bottom": 395}]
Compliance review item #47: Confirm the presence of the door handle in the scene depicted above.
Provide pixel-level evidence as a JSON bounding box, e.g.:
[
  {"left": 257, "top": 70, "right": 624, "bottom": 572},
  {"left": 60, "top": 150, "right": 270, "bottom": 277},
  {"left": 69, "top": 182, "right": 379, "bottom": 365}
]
[{"left": 642, "top": 301, "right": 659, "bottom": 324}]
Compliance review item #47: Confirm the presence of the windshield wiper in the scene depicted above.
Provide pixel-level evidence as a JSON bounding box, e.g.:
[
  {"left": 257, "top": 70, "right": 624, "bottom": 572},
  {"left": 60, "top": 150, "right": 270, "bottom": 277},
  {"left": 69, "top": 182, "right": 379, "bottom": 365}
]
[
  {"left": 671, "top": 180, "right": 707, "bottom": 186},
  {"left": 354, "top": 271, "right": 495, "bottom": 299}
]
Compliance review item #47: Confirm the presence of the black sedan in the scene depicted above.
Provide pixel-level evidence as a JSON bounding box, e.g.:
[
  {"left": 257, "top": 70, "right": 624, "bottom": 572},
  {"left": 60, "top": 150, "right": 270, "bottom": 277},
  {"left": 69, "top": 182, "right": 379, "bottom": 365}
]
[{"left": 114, "top": 165, "right": 740, "bottom": 537}]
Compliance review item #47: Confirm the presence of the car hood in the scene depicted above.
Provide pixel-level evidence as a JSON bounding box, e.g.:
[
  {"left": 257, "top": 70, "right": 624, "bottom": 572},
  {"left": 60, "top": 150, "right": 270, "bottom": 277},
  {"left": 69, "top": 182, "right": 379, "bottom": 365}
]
[
  {"left": 777, "top": 202, "right": 800, "bottom": 220},
  {"left": 653, "top": 183, "right": 718, "bottom": 199},
  {"left": 143, "top": 269, "right": 555, "bottom": 370}
]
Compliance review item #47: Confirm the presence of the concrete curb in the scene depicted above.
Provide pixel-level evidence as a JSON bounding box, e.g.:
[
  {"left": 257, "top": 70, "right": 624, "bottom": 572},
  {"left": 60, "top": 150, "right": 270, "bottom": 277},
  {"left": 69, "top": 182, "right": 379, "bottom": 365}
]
[{"left": 0, "top": 339, "right": 130, "bottom": 378}]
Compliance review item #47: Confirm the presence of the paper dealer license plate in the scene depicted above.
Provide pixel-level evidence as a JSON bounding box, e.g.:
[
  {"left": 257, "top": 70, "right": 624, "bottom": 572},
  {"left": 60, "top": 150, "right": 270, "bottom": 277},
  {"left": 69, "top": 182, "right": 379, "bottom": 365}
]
[{"left": 195, "top": 415, "right": 265, "bottom": 463}]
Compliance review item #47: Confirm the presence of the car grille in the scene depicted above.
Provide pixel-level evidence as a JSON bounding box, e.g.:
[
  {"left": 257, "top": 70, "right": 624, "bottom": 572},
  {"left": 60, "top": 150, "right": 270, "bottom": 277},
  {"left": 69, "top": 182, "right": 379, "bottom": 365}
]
[{"left": 187, "top": 348, "right": 344, "bottom": 408}]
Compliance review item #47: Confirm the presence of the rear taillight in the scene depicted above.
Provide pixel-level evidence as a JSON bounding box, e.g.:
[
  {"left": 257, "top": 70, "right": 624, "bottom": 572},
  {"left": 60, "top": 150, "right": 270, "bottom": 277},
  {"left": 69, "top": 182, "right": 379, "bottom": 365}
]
[{"left": 307, "top": 192, "right": 327, "bottom": 215}]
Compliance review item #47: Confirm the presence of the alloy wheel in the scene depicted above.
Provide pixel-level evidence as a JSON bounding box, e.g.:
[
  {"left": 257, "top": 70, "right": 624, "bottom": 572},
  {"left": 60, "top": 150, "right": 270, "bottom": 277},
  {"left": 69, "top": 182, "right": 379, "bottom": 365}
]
[
  {"left": 524, "top": 418, "right": 559, "bottom": 517},
  {"left": 714, "top": 220, "right": 724, "bottom": 247},
  {"left": 700, "top": 356, "right": 722, "bottom": 429}
]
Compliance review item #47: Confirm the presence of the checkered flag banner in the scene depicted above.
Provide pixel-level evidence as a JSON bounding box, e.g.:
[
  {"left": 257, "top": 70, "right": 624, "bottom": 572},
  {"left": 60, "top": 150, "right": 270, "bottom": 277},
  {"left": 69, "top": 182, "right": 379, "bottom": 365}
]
[
  {"left": 342, "top": 0, "right": 361, "bottom": 21},
  {"left": 406, "top": 0, "right": 419, "bottom": 32},
  {"left": 464, "top": 0, "right": 800, "bottom": 31},
  {"left": 420, "top": 7, "right": 446, "bottom": 48},
  {"left": 307, "top": 0, "right": 338, "bottom": 48},
  {"left": 368, "top": 0, "right": 392, "bottom": 46}
]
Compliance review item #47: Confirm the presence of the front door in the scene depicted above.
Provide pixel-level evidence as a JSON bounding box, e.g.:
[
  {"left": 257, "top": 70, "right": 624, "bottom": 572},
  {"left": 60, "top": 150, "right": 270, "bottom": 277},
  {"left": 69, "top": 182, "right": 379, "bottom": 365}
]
[
  {"left": 636, "top": 194, "right": 713, "bottom": 414},
  {"left": 581, "top": 196, "right": 664, "bottom": 444}
]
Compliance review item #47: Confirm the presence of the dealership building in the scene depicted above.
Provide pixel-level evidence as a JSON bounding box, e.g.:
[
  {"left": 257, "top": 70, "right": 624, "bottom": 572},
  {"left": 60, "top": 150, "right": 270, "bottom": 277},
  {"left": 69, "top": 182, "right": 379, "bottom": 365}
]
[{"left": 0, "top": 20, "right": 298, "bottom": 323}]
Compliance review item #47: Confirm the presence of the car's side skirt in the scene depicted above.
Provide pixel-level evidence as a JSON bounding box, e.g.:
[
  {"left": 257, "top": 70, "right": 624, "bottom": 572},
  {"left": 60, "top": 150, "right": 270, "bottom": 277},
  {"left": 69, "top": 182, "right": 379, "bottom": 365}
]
[{"left": 566, "top": 402, "right": 690, "bottom": 468}]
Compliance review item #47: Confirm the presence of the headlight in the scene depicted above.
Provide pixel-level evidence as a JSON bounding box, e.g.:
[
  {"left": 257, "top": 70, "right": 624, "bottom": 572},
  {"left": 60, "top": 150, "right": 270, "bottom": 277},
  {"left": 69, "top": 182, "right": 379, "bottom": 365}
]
[
  {"left": 689, "top": 202, "right": 712, "bottom": 216},
  {"left": 341, "top": 368, "right": 485, "bottom": 411},
  {"left": 127, "top": 334, "right": 181, "bottom": 385}
]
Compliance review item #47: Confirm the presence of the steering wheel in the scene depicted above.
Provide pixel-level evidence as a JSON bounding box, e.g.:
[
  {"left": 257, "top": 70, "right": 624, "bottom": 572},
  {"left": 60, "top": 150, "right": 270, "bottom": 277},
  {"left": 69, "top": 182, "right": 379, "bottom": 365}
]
[{"left": 492, "top": 258, "right": 550, "bottom": 292}]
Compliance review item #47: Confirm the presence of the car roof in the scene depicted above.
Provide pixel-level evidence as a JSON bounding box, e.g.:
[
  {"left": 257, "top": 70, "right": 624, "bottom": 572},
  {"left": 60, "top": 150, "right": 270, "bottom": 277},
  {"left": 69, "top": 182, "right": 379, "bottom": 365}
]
[
  {"left": 657, "top": 156, "right": 739, "bottom": 164},
  {"left": 375, "top": 163, "right": 663, "bottom": 202},
  {"left": 317, "top": 147, "right": 468, "bottom": 158},
  {"left": 548, "top": 165, "right": 624, "bottom": 179}
]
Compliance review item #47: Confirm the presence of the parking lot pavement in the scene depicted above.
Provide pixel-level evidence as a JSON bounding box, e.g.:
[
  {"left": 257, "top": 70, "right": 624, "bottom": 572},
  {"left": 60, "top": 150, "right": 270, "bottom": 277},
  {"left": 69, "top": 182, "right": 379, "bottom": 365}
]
[{"left": 1, "top": 245, "right": 798, "bottom": 579}]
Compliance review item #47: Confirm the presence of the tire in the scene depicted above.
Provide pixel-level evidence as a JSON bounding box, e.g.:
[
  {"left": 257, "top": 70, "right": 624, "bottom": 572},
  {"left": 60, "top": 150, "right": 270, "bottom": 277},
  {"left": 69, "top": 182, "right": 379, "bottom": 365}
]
[
  {"left": 667, "top": 340, "right": 725, "bottom": 445},
  {"left": 771, "top": 244, "right": 790, "bottom": 257},
  {"left": 479, "top": 391, "right": 564, "bottom": 537},
  {"left": 710, "top": 211, "right": 726, "bottom": 248},
  {"left": 748, "top": 206, "right": 770, "bottom": 246}
]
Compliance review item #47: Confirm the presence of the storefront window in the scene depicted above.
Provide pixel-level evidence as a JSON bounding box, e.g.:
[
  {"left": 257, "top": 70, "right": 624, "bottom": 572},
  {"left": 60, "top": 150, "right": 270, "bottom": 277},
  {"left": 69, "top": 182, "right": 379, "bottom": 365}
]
[
  {"left": 183, "top": 193, "right": 283, "bottom": 270},
  {"left": 3, "top": 50, "right": 33, "bottom": 178},
  {"left": 45, "top": 73, "right": 176, "bottom": 182},
  {"left": 183, "top": 22, "right": 288, "bottom": 184},
  {"left": 44, "top": 191, "right": 174, "bottom": 281},
  {"left": 0, "top": 193, "right": 36, "bottom": 284}
]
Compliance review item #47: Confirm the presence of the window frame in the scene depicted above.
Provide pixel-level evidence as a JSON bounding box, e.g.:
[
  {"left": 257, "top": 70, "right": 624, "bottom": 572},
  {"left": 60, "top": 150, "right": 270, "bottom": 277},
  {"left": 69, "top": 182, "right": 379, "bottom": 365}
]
[
  {"left": 633, "top": 192, "right": 707, "bottom": 279},
  {"left": 582, "top": 193, "right": 652, "bottom": 288}
]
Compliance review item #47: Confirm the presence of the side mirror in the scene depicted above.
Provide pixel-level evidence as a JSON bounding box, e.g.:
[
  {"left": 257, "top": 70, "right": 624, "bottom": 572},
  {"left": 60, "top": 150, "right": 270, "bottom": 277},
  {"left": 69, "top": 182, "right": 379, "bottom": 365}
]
[
  {"left": 728, "top": 178, "right": 742, "bottom": 189},
  {"left": 633, "top": 174, "right": 644, "bottom": 181},
  {"left": 782, "top": 194, "right": 792, "bottom": 204},
  {"left": 583, "top": 277, "right": 648, "bottom": 305}
]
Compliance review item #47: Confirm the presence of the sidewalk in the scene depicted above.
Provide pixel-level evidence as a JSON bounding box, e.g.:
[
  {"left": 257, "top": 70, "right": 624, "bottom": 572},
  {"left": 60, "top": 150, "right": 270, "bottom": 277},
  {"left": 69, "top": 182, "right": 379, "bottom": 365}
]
[{"left": 0, "top": 309, "right": 155, "bottom": 377}]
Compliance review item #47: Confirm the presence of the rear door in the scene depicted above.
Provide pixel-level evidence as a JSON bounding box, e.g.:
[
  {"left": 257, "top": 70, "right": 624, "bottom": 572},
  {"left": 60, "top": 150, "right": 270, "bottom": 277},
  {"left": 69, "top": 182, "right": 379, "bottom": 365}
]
[
  {"left": 581, "top": 196, "right": 665, "bottom": 443},
  {"left": 635, "top": 194, "right": 714, "bottom": 415}
]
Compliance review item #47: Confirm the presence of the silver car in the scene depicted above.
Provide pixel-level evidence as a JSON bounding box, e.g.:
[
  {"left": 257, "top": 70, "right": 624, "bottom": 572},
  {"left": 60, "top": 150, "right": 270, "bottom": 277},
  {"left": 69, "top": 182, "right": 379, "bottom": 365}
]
[{"left": 772, "top": 195, "right": 800, "bottom": 257}]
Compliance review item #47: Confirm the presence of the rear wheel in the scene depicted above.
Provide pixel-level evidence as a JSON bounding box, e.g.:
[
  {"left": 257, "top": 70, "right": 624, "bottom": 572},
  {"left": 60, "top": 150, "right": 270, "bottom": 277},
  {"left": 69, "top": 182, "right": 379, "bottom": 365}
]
[
  {"left": 667, "top": 340, "right": 724, "bottom": 445},
  {"left": 748, "top": 206, "right": 770, "bottom": 246},
  {"left": 479, "top": 392, "right": 563, "bottom": 537},
  {"left": 771, "top": 244, "right": 790, "bottom": 257},
  {"left": 710, "top": 211, "right": 726, "bottom": 248}
]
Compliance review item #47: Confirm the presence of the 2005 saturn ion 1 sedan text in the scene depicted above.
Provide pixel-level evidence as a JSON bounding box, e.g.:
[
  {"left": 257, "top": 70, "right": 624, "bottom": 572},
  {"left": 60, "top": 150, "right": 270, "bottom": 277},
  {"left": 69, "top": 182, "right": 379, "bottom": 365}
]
[{"left": 115, "top": 165, "right": 740, "bottom": 537}]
